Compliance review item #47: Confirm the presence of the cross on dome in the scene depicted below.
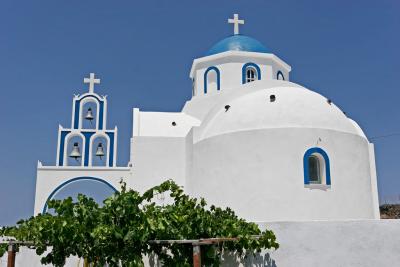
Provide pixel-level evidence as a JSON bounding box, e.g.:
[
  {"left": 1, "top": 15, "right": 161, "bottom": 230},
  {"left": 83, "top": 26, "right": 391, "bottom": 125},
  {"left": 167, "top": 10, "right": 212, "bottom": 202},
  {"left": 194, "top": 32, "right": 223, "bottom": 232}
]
[
  {"left": 228, "top": 13, "right": 244, "bottom": 35},
  {"left": 84, "top": 73, "right": 100, "bottom": 93}
]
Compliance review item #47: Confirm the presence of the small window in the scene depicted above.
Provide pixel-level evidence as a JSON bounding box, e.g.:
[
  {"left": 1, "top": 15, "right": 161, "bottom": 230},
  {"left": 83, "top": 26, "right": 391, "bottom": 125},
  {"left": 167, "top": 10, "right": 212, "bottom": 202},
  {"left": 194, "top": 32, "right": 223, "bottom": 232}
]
[
  {"left": 308, "top": 155, "right": 321, "bottom": 184},
  {"left": 192, "top": 79, "right": 195, "bottom": 96},
  {"left": 303, "top": 147, "right": 331, "bottom": 186},
  {"left": 204, "top": 66, "right": 220, "bottom": 94},
  {"left": 277, "top": 71, "right": 285, "bottom": 81},
  {"left": 246, "top": 67, "right": 257, "bottom": 83}
]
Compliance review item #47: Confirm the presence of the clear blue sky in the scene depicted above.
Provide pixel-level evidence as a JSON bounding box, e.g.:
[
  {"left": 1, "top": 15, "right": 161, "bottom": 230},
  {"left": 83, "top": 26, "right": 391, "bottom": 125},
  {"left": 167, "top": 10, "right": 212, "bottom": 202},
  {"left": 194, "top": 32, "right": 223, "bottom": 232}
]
[{"left": 0, "top": 0, "right": 399, "bottom": 225}]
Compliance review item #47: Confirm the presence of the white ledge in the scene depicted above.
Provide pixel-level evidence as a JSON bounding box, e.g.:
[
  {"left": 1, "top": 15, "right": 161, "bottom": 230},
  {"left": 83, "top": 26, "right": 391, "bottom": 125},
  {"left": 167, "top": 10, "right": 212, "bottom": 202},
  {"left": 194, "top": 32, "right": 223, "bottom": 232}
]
[
  {"left": 38, "top": 166, "right": 131, "bottom": 171},
  {"left": 304, "top": 184, "right": 331, "bottom": 191}
]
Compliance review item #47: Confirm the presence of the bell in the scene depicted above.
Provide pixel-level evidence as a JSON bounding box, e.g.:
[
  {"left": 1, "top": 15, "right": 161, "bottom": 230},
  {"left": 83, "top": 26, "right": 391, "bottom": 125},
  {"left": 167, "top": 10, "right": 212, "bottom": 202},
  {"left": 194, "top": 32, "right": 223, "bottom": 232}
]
[
  {"left": 85, "top": 107, "right": 94, "bottom": 123},
  {"left": 95, "top": 143, "right": 105, "bottom": 159},
  {"left": 69, "top": 143, "right": 81, "bottom": 160}
]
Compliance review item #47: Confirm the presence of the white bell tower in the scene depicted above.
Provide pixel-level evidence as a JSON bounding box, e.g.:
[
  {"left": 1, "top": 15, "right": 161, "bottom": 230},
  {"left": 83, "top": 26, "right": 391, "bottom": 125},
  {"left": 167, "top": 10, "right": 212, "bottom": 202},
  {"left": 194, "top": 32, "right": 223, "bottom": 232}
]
[
  {"left": 34, "top": 73, "right": 131, "bottom": 215},
  {"left": 56, "top": 73, "right": 117, "bottom": 167}
]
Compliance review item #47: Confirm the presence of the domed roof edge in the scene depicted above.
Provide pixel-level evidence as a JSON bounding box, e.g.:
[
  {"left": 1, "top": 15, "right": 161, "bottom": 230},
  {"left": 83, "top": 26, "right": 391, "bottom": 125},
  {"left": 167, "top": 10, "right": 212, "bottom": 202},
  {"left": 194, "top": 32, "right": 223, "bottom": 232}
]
[{"left": 206, "top": 34, "right": 270, "bottom": 56}]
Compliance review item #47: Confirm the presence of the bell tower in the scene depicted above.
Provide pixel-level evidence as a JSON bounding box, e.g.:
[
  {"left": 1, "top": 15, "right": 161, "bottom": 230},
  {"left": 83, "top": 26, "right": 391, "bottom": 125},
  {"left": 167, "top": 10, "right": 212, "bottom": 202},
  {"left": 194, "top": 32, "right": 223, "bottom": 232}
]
[
  {"left": 34, "top": 73, "right": 131, "bottom": 215},
  {"left": 56, "top": 73, "right": 117, "bottom": 167}
]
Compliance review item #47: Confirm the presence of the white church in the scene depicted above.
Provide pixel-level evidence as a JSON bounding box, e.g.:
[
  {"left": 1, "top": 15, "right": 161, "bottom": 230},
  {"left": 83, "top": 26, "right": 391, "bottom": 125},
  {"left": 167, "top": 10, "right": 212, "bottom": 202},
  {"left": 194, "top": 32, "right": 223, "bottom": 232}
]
[{"left": 28, "top": 14, "right": 399, "bottom": 267}]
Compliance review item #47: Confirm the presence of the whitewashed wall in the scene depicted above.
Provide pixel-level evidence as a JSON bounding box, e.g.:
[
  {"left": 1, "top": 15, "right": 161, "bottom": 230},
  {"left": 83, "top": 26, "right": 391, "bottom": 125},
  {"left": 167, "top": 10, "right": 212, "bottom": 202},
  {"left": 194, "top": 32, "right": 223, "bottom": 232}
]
[
  {"left": 2, "top": 220, "right": 399, "bottom": 267},
  {"left": 189, "top": 128, "right": 378, "bottom": 221},
  {"left": 224, "top": 220, "right": 400, "bottom": 267}
]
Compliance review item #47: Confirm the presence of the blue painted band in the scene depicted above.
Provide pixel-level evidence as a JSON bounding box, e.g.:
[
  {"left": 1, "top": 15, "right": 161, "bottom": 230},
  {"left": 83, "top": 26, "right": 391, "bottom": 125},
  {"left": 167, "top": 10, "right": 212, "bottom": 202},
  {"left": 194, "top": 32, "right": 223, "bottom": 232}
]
[
  {"left": 242, "top": 62, "right": 261, "bottom": 84},
  {"left": 82, "top": 132, "right": 95, "bottom": 166},
  {"left": 303, "top": 147, "right": 331, "bottom": 185},
  {"left": 204, "top": 66, "right": 221, "bottom": 94},
  {"left": 99, "top": 101, "right": 104, "bottom": 130},
  {"left": 42, "top": 176, "right": 118, "bottom": 213},
  {"left": 73, "top": 101, "right": 80, "bottom": 129},
  {"left": 59, "top": 131, "right": 71, "bottom": 166},
  {"left": 106, "top": 132, "right": 115, "bottom": 167}
]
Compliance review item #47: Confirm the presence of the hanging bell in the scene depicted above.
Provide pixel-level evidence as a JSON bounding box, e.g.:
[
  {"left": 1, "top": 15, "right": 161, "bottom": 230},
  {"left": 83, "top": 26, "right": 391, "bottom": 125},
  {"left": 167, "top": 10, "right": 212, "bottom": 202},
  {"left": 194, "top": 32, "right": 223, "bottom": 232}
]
[
  {"left": 69, "top": 142, "right": 81, "bottom": 161},
  {"left": 85, "top": 107, "right": 94, "bottom": 123},
  {"left": 95, "top": 143, "right": 105, "bottom": 159}
]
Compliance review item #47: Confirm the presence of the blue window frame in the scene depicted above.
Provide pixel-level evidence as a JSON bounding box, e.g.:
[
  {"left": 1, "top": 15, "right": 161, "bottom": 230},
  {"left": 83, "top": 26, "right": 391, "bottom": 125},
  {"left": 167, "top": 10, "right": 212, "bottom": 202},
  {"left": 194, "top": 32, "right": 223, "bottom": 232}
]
[
  {"left": 303, "top": 147, "right": 331, "bottom": 185},
  {"left": 242, "top": 63, "right": 261, "bottom": 84},
  {"left": 204, "top": 66, "right": 221, "bottom": 94}
]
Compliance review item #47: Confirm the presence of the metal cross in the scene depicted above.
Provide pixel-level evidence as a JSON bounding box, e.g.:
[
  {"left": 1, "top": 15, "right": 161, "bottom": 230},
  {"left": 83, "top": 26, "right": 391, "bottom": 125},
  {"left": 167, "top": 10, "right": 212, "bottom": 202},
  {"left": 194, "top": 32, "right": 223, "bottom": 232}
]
[
  {"left": 228, "top": 14, "right": 244, "bottom": 35},
  {"left": 84, "top": 73, "right": 100, "bottom": 93}
]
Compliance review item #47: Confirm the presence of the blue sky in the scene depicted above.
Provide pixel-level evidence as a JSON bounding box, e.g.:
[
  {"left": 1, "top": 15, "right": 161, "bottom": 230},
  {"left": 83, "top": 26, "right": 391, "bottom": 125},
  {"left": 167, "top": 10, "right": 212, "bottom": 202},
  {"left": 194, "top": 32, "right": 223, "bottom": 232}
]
[{"left": 0, "top": 0, "right": 399, "bottom": 225}]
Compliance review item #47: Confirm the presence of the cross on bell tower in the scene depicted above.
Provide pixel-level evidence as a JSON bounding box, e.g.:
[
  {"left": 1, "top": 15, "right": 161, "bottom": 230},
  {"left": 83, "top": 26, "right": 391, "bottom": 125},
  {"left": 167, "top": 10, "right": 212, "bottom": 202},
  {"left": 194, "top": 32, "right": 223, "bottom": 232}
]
[
  {"left": 228, "top": 13, "right": 245, "bottom": 35},
  {"left": 84, "top": 73, "right": 100, "bottom": 93}
]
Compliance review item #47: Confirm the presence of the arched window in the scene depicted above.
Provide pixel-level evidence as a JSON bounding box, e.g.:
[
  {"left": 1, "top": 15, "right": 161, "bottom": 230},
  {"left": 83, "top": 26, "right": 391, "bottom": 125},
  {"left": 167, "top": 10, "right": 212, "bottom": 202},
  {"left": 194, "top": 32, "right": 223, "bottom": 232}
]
[
  {"left": 246, "top": 67, "right": 257, "bottom": 83},
  {"left": 242, "top": 63, "right": 261, "bottom": 84},
  {"left": 277, "top": 71, "right": 285, "bottom": 81},
  {"left": 204, "top": 66, "right": 221, "bottom": 94},
  {"left": 308, "top": 155, "right": 321, "bottom": 183},
  {"left": 303, "top": 147, "right": 331, "bottom": 185}
]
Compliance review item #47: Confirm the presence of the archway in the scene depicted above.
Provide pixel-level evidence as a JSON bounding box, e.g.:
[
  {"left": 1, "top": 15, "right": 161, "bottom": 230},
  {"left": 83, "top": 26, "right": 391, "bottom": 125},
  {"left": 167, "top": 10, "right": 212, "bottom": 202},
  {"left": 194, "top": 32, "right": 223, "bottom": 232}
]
[{"left": 42, "top": 177, "right": 118, "bottom": 213}]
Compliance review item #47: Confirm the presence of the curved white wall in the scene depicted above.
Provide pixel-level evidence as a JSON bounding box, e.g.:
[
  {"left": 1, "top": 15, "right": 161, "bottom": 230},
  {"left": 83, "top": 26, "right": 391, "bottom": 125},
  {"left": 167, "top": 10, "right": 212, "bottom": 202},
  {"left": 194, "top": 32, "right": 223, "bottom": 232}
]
[{"left": 188, "top": 128, "right": 378, "bottom": 221}]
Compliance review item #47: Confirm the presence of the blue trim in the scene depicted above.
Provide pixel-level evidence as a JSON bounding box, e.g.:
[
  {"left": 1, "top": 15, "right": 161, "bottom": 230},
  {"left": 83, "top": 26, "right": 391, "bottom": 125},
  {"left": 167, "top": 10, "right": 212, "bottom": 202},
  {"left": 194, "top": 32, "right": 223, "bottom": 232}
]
[
  {"left": 106, "top": 132, "right": 115, "bottom": 167},
  {"left": 82, "top": 132, "right": 95, "bottom": 166},
  {"left": 277, "top": 71, "right": 285, "bottom": 81},
  {"left": 98, "top": 101, "right": 104, "bottom": 130},
  {"left": 59, "top": 131, "right": 71, "bottom": 166},
  {"left": 204, "top": 66, "right": 221, "bottom": 94},
  {"left": 303, "top": 147, "right": 331, "bottom": 185},
  {"left": 73, "top": 95, "right": 104, "bottom": 130},
  {"left": 79, "top": 94, "right": 103, "bottom": 103},
  {"left": 73, "top": 100, "right": 80, "bottom": 129},
  {"left": 242, "top": 63, "right": 261, "bottom": 84},
  {"left": 42, "top": 176, "right": 118, "bottom": 213}
]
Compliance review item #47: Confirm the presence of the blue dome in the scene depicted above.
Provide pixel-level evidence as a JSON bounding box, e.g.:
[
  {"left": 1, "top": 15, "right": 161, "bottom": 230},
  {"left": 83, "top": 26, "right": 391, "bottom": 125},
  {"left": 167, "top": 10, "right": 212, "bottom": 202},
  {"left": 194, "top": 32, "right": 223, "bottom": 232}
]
[{"left": 206, "top": 35, "right": 269, "bottom": 56}]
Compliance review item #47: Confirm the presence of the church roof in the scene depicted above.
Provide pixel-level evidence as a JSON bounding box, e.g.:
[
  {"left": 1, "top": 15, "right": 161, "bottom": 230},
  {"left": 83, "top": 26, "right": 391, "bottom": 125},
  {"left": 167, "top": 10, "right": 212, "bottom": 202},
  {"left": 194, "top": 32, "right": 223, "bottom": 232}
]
[
  {"left": 183, "top": 80, "right": 365, "bottom": 142},
  {"left": 206, "top": 35, "right": 270, "bottom": 56}
]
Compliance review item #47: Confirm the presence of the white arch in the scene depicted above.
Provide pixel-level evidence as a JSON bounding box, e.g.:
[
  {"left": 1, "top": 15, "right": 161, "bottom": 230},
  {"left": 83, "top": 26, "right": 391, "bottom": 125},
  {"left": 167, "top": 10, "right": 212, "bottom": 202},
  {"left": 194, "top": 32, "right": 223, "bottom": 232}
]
[
  {"left": 88, "top": 132, "right": 110, "bottom": 167},
  {"left": 206, "top": 70, "right": 218, "bottom": 93},
  {"left": 63, "top": 131, "right": 86, "bottom": 167},
  {"left": 79, "top": 97, "right": 100, "bottom": 130}
]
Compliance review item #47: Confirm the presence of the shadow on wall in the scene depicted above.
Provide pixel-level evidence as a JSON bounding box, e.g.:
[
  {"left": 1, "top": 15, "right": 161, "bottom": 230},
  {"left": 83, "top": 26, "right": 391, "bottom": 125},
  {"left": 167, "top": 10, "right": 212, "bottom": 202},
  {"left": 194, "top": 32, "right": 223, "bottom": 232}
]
[
  {"left": 146, "top": 251, "right": 278, "bottom": 267},
  {"left": 222, "top": 252, "right": 277, "bottom": 267}
]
